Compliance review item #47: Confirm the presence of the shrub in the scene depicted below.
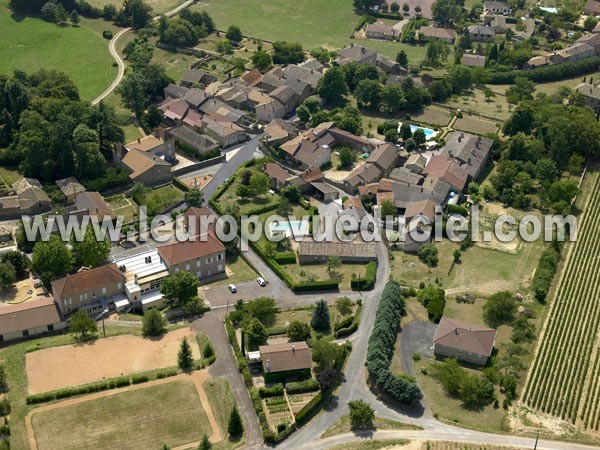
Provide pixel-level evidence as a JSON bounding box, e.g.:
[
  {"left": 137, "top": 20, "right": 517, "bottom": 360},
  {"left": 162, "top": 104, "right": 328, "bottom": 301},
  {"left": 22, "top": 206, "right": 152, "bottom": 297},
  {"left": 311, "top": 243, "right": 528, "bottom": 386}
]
[
  {"left": 258, "top": 384, "right": 284, "bottom": 398},
  {"left": 285, "top": 379, "right": 320, "bottom": 394},
  {"left": 131, "top": 374, "right": 149, "bottom": 384},
  {"left": 350, "top": 261, "right": 377, "bottom": 290},
  {"left": 102, "top": 30, "right": 113, "bottom": 39},
  {"left": 295, "top": 391, "right": 326, "bottom": 425}
]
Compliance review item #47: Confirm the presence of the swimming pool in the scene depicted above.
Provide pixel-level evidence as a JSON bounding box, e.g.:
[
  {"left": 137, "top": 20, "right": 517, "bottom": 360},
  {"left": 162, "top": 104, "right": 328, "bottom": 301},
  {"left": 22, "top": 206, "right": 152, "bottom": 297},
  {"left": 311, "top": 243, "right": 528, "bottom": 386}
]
[
  {"left": 398, "top": 123, "right": 438, "bottom": 141},
  {"left": 268, "top": 220, "right": 309, "bottom": 238}
]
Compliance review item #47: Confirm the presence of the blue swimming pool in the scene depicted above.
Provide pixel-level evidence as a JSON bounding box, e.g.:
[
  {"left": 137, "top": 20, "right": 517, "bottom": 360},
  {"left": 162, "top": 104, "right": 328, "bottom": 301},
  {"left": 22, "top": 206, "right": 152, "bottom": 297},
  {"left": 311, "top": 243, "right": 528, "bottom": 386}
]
[
  {"left": 268, "top": 220, "right": 308, "bottom": 237},
  {"left": 398, "top": 123, "right": 438, "bottom": 141}
]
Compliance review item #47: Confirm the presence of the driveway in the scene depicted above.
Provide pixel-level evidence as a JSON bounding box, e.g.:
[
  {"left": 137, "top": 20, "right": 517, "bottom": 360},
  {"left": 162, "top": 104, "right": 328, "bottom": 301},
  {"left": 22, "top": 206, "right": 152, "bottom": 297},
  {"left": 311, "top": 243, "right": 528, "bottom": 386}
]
[{"left": 398, "top": 320, "right": 436, "bottom": 377}]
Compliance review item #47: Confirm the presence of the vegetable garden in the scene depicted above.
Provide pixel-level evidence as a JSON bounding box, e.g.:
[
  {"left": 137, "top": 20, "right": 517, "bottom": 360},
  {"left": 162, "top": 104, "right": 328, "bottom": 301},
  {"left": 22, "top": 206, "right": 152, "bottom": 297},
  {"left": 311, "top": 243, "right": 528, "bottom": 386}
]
[{"left": 522, "top": 174, "right": 600, "bottom": 431}]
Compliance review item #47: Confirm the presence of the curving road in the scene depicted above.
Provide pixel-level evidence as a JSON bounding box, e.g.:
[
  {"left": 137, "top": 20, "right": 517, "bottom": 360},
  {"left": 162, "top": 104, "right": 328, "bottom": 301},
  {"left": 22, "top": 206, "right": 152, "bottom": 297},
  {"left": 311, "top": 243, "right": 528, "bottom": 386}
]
[
  {"left": 91, "top": 0, "right": 196, "bottom": 106},
  {"left": 91, "top": 27, "right": 131, "bottom": 106}
]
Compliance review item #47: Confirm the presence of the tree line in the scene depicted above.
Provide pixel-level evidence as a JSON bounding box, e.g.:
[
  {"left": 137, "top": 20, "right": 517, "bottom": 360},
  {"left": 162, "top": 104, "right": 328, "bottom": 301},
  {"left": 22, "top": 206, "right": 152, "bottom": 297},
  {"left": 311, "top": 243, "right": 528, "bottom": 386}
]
[{"left": 366, "top": 280, "right": 422, "bottom": 403}]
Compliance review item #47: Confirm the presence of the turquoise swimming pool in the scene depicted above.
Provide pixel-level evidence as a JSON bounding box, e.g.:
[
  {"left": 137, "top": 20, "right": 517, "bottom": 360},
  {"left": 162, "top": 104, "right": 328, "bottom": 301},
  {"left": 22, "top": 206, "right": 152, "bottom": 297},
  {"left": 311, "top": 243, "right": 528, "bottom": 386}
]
[{"left": 398, "top": 123, "right": 438, "bottom": 141}]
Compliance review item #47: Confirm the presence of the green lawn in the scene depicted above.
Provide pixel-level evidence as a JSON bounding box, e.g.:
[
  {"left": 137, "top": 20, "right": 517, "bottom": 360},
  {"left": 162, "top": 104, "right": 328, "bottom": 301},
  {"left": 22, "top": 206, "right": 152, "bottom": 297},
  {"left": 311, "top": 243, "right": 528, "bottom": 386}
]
[
  {"left": 152, "top": 46, "right": 196, "bottom": 82},
  {"left": 86, "top": 0, "right": 185, "bottom": 15},
  {"left": 192, "top": 0, "right": 426, "bottom": 61},
  {"left": 135, "top": 184, "right": 186, "bottom": 215},
  {"left": 414, "top": 359, "right": 509, "bottom": 433},
  {"left": 32, "top": 381, "right": 211, "bottom": 450},
  {"left": 0, "top": 1, "right": 118, "bottom": 101},
  {"left": 206, "top": 255, "right": 258, "bottom": 288}
]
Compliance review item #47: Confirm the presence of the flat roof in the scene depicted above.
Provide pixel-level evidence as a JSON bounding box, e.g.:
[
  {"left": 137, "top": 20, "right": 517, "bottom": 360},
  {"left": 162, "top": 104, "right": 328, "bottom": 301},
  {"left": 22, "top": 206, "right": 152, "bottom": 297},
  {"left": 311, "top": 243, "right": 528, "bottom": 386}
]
[{"left": 114, "top": 249, "right": 168, "bottom": 283}]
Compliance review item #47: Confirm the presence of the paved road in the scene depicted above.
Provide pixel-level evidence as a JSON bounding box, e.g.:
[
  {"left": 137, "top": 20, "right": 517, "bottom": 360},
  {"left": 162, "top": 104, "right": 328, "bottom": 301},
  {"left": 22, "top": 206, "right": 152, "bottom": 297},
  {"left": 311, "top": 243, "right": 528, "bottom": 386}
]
[
  {"left": 201, "top": 134, "right": 264, "bottom": 200},
  {"left": 91, "top": 0, "right": 195, "bottom": 106},
  {"left": 91, "top": 27, "right": 131, "bottom": 106}
]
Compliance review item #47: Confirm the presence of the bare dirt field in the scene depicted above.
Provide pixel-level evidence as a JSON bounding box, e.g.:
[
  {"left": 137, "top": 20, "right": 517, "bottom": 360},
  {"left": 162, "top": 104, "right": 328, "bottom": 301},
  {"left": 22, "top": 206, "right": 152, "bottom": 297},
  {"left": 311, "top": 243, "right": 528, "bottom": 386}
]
[
  {"left": 0, "top": 276, "right": 45, "bottom": 306},
  {"left": 26, "top": 328, "right": 200, "bottom": 394}
]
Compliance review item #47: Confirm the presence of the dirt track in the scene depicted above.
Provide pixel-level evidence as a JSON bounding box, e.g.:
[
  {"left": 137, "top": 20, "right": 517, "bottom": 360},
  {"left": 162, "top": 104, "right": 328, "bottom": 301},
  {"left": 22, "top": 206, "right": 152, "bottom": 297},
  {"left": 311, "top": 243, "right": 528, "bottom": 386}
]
[{"left": 26, "top": 328, "right": 200, "bottom": 394}]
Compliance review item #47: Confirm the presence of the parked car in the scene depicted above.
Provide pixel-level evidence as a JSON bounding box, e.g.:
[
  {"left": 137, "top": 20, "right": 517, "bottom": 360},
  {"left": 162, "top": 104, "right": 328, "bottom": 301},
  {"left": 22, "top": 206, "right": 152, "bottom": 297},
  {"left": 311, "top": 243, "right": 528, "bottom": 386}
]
[
  {"left": 228, "top": 284, "right": 237, "bottom": 293},
  {"left": 256, "top": 277, "right": 267, "bottom": 287}
]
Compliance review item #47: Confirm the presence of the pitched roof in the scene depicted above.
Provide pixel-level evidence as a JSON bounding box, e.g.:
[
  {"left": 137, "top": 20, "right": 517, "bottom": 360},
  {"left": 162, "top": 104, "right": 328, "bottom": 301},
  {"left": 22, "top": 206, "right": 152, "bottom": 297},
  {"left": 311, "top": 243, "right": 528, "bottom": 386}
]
[
  {"left": 389, "top": 167, "right": 424, "bottom": 186},
  {"left": 419, "top": 26, "right": 456, "bottom": 40},
  {"left": 0, "top": 297, "right": 63, "bottom": 334},
  {"left": 366, "top": 143, "right": 399, "bottom": 171},
  {"left": 75, "top": 191, "right": 115, "bottom": 220},
  {"left": 125, "top": 135, "right": 167, "bottom": 153},
  {"left": 422, "top": 155, "right": 469, "bottom": 192},
  {"left": 298, "top": 236, "right": 377, "bottom": 259},
  {"left": 263, "top": 162, "right": 293, "bottom": 184},
  {"left": 164, "top": 83, "right": 190, "bottom": 99},
  {"left": 183, "top": 109, "right": 204, "bottom": 128},
  {"left": 168, "top": 126, "right": 219, "bottom": 153},
  {"left": 56, "top": 177, "right": 85, "bottom": 198},
  {"left": 13, "top": 178, "right": 43, "bottom": 195},
  {"left": 184, "top": 88, "right": 209, "bottom": 108},
  {"left": 574, "top": 82, "right": 600, "bottom": 101},
  {"left": 51, "top": 264, "right": 125, "bottom": 299},
  {"left": 240, "top": 68, "right": 263, "bottom": 86},
  {"left": 259, "top": 341, "right": 312, "bottom": 373},
  {"left": 433, "top": 316, "right": 497, "bottom": 357},
  {"left": 122, "top": 149, "right": 171, "bottom": 179},
  {"left": 468, "top": 25, "right": 495, "bottom": 36},
  {"left": 160, "top": 98, "right": 189, "bottom": 121},
  {"left": 405, "top": 198, "right": 437, "bottom": 222},
  {"left": 461, "top": 54, "right": 487, "bottom": 67},
  {"left": 294, "top": 140, "right": 330, "bottom": 167},
  {"left": 264, "top": 118, "right": 298, "bottom": 143},
  {"left": 283, "top": 64, "right": 323, "bottom": 89},
  {"left": 157, "top": 233, "right": 225, "bottom": 266},
  {"left": 182, "top": 70, "right": 217, "bottom": 86}
]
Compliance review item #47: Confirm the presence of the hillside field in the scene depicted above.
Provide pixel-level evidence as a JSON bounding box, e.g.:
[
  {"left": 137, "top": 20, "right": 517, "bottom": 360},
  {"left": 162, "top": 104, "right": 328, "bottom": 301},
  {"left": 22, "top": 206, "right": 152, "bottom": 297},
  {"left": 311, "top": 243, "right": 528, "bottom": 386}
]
[{"left": 0, "top": 0, "right": 117, "bottom": 101}]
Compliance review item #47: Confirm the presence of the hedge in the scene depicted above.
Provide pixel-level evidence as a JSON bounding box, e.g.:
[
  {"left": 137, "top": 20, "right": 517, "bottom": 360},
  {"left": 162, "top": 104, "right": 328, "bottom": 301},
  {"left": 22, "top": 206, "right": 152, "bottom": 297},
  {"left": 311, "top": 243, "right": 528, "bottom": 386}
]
[
  {"left": 274, "top": 251, "right": 296, "bottom": 264},
  {"left": 366, "top": 281, "right": 423, "bottom": 404},
  {"left": 334, "top": 315, "right": 355, "bottom": 332},
  {"left": 258, "top": 384, "right": 284, "bottom": 398},
  {"left": 292, "top": 280, "right": 339, "bottom": 292},
  {"left": 335, "top": 322, "right": 358, "bottom": 338},
  {"left": 295, "top": 391, "right": 327, "bottom": 425},
  {"left": 225, "top": 319, "right": 254, "bottom": 389},
  {"left": 531, "top": 244, "right": 561, "bottom": 302},
  {"left": 267, "top": 325, "right": 288, "bottom": 335},
  {"left": 172, "top": 176, "right": 191, "bottom": 192},
  {"left": 487, "top": 56, "right": 600, "bottom": 84},
  {"left": 285, "top": 379, "right": 320, "bottom": 394},
  {"left": 351, "top": 261, "right": 377, "bottom": 291}
]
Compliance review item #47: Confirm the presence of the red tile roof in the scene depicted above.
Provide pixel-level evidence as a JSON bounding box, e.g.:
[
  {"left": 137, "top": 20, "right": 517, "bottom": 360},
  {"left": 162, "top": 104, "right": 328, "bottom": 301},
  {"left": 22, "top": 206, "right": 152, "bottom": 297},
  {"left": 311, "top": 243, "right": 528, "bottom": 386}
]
[
  {"left": 157, "top": 233, "right": 225, "bottom": 267},
  {"left": 0, "top": 297, "right": 63, "bottom": 334},
  {"left": 51, "top": 264, "right": 125, "bottom": 299},
  {"left": 433, "top": 317, "right": 496, "bottom": 357},
  {"left": 259, "top": 341, "right": 312, "bottom": 373}
]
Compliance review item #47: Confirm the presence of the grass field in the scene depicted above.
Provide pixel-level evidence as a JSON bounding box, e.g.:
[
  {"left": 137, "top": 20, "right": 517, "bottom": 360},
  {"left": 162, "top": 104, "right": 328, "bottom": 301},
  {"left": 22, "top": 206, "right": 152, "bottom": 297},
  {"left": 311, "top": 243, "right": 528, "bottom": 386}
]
[
  {"left": 192, "top": 0, "right": 425, "bottom": 61},
  {"left": 203, "top": 377, "right": 245, "bottom": 449},
  {"left": 454, "top": 116, "right": 500, "bottom": 135},
  {"left": 86, "top": 0, "right": 185, "bottom": 15},
  {"left": 32, "top": 380, "right": 211, "bottom": 450},
  {"left": 326, "top": 440, "right": 410, "bottom": 450},
  {"left": 414, "top": 359, "right": 509, "bottom": 433},
  {"left": 0, "top": 1, "right": 118, "bottom": 101}
]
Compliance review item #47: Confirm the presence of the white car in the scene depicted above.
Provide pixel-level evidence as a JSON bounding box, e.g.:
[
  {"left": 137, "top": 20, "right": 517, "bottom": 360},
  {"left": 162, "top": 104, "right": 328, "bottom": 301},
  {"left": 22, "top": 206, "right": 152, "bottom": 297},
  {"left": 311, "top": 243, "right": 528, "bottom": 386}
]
[
  {"left": 256, "top": 277, "right": 267, "bottom": 287},
  {"left": 228, "top": 284, "right": 237, "bottom": 293}
]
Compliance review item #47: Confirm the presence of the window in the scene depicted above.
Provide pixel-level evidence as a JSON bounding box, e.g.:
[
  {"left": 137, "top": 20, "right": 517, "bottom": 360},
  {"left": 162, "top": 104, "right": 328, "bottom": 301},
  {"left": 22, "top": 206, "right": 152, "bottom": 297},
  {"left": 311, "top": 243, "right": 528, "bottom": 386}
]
[
  {"left": 196, "top": 260, "right": 201, "bottom": 268},
  {"left": 206, "top": 257, "right": 212, "bottom": 264},
  {"left": 186, "top": 264, "right": 190, "bottom": 271},
  {"left": 197, "top": 271, "right": 202, "bottom": 278},
  {"left": 47, "top": 324, "right": 54, "bottom": 332},
  {"left": 102, "top": 287, "right": 107, "bottom": 295},
  {"left": 92, "top": 291, "right": 96, "bottom": 298},
  {"left": 217, "top": 254, "right": 223, "bottom": 261},
  {"left": 0, "top": 335, "right": 3, "bottom": 342},
  {"left": 23, "top": 330, "right": 30, "bottom": 337},
  {"left": 117, "top": 282, "right": 122, "bottom": 289},
  {"left": 218, "top": 264, "right": 223, "bottom": 272}
]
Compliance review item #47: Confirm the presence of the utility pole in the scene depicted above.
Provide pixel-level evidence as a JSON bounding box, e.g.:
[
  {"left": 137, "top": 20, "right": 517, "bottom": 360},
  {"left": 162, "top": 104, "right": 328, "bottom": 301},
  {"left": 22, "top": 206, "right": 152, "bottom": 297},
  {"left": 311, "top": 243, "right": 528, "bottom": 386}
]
[{"left": 533, "top": 430, "right": 539, "bottom": 450}]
